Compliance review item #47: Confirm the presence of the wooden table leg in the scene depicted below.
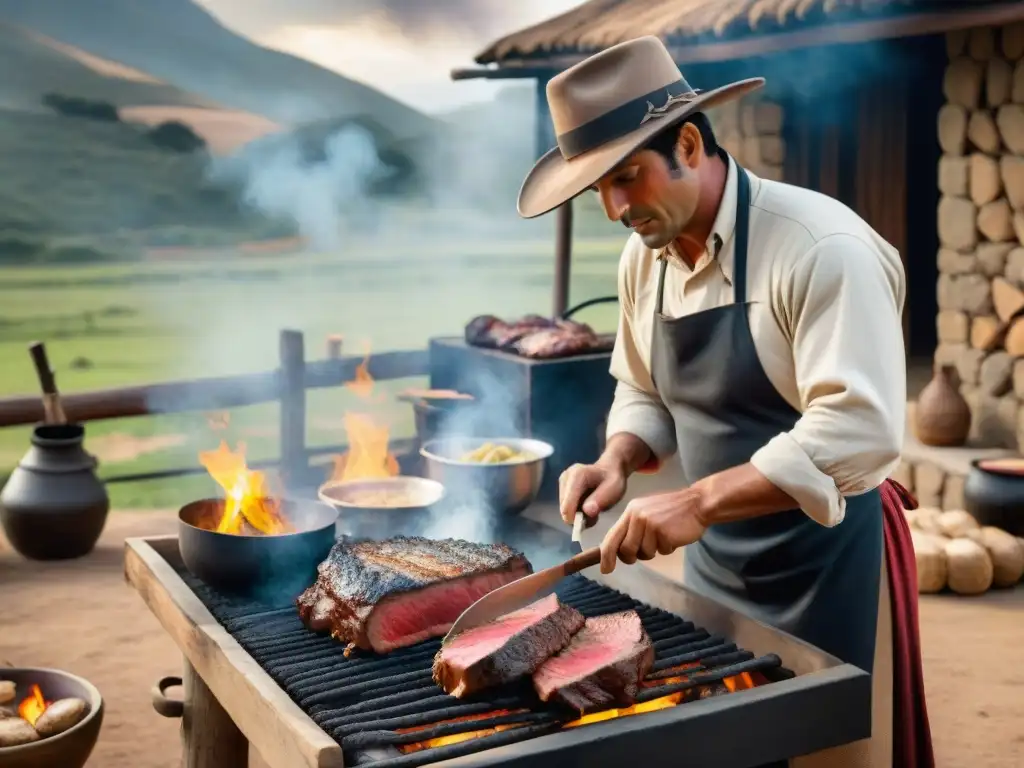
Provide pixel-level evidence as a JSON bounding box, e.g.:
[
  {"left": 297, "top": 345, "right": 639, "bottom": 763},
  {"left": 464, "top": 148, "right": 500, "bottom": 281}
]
[{"left": 182, "top": 658, "right": 249, "bottom": 768}]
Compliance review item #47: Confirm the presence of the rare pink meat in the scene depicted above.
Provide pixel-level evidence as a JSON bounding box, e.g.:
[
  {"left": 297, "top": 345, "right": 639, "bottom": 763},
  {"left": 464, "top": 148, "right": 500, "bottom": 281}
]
[
  {"left": 433, "top": 594, "right": 585, "bottom": 698},
  {"left": 532, "top": 610, "right": 654, "bottom": 714},
  {"left": 297, "top": 536, "right": 532, "bottom": 653}
]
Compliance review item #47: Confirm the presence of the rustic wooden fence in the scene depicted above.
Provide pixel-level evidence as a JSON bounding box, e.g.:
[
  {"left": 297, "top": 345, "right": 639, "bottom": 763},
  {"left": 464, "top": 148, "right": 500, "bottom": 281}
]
[{"left": 0, "top": 329, "right": 430, "bottom": 487}]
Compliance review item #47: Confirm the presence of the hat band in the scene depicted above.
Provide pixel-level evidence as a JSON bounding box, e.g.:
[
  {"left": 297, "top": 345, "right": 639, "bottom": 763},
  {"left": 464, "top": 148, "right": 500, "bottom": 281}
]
[{"left": 556, "top": 79, "right": 700, "bottom": 160}]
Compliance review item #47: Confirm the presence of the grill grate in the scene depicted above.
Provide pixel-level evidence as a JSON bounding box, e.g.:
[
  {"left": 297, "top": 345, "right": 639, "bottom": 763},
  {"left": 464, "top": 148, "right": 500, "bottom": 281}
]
[{"left": 176, "top": 567, "right": 784, "bottom": 768}]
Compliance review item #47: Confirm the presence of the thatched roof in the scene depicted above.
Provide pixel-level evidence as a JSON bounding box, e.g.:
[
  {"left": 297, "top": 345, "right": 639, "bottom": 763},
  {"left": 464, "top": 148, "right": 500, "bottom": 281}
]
[{"left": 474, "top": 0, "right": 1023, "bottom": 66}]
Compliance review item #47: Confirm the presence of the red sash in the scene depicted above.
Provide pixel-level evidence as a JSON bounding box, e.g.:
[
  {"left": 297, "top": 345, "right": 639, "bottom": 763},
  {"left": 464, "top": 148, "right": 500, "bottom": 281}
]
[{"left": 880, "top": 479, "right": 935, "bottom": 767}]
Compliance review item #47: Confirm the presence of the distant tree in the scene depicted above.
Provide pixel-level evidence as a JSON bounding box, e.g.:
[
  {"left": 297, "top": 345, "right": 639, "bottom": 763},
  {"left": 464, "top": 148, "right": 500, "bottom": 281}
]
[
  {"left": 146, "top": 120, "right": 207, "bottom": 153},
  {"left": 42, "top": 93, "right": 120, "bottom": 122}
]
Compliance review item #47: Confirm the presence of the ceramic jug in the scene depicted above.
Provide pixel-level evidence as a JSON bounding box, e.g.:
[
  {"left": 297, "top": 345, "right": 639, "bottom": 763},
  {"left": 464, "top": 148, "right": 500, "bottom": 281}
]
[
  {"left": 0, "top": 423, "right": 109, "bottom": 560},
  {"left": 914, "top": 365, "right": 971, "bottom": 447}
]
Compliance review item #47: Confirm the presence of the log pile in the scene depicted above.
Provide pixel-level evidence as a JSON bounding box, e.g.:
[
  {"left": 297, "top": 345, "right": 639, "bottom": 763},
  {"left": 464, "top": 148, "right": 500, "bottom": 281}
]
[
  {"left": 936, "top": 24, "right": 1024, "bottom": 449},
  {"left": 906, "top": 507, "right": 1024, "bottom": 595}
]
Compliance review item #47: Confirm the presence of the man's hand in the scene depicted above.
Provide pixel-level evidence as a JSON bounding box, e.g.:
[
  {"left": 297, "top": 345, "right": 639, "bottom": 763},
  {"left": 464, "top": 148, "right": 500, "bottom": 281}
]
[
  {"left": 599, "top": 487, "right": 707, "bottom": 574},
  {"left": 558, "top": 461, "right": 627, "bottom": 525}
]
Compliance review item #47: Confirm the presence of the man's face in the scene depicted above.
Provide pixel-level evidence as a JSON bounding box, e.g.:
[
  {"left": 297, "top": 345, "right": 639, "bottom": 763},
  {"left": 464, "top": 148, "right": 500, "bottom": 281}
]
[{"left": 591, "top": 124, "right": 703, "bottom": 250}]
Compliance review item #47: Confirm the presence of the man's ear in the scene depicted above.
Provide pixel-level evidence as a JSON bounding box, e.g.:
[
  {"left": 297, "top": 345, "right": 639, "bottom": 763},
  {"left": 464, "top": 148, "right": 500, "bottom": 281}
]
[{"left": 674, "top": 122, "right": 703, "bottom": 170}]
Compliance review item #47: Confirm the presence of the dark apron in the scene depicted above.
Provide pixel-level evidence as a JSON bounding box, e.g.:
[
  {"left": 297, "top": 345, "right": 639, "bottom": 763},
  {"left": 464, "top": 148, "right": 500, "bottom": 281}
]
[{"left": 649, "top": 161, "right": 883, "bottom": 674}]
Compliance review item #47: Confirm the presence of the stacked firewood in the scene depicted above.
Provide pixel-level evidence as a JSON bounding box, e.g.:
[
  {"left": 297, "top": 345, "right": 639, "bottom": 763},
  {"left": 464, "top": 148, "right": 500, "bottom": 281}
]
[{"left": 906, "top": 508, "right": 1024, "bottom": 595}]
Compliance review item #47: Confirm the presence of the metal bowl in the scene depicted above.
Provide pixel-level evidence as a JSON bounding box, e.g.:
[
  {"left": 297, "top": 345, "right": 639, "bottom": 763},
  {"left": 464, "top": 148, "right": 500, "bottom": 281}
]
[
  {"left": 318, "top": 476, "right": 446, "bottom": 538},
  {"left": 177, "top": 498, "right": 338, "bottom": 602},
  {"left": 419, "top": 437, "right": 554, "bottom": 515},
  {"left": 0, "top": 668, "right": 104, "bottom": 768}
]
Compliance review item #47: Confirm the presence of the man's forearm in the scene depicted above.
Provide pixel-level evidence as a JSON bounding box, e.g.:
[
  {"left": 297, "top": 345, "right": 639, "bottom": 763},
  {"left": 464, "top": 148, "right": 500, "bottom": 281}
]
[
  {"left": 691, "top": 462, "right": 799, "bottom": 527},
  {"left": 596, "top": 432, "right": 654, "bottom": 476}
]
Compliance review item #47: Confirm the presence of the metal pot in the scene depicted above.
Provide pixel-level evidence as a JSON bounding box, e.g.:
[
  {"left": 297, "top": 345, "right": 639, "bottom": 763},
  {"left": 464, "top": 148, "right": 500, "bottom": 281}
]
[
  {"left": 419, "top": 437, "right": 553, "bottom": 516},
  {"left": 0, "top": 667, "right": 104, "bottom": 768},
  {"left": 177, "top": 498, "right": 338, "bottom": 602},
  {"left": 318, "top": 476, "right": 446, "bottom": 539},
  {"left": 963, "top": 459, "right": 1024, "bottom": 536},
  {"left": 0, "top": 424, "right": 109, "bottom": 561}
]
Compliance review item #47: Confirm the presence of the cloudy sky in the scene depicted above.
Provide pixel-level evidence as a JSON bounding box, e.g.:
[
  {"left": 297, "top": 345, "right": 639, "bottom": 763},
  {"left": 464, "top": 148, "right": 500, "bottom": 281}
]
[{"left": 195, "top": 0, "right": 585, "bottom": 113}]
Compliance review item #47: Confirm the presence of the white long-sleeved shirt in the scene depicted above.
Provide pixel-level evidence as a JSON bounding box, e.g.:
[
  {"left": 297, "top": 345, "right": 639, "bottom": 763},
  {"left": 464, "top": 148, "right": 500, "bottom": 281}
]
[{"left": 606, "top": 156, "right": 907, "bottom": 527}]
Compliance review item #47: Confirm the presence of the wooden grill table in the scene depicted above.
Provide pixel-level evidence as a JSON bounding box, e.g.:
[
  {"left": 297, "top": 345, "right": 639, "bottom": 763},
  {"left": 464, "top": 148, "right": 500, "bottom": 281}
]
[{"left": 125, "top": 512, "right": 869, "bottom": 768}]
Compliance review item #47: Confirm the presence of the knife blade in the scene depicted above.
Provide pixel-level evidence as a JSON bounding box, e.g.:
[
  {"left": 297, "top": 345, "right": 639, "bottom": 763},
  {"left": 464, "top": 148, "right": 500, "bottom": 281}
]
[
  {"left": 571, "top": 510, "right": 586, "bottom": 543},
  {"left": 442, "top": 546, "right": 601, "bottom": 645}
]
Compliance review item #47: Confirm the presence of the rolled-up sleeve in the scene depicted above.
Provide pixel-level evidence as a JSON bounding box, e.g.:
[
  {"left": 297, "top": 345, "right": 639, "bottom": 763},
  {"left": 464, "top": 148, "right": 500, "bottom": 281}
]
[
  {"left": 750, "top": 233, "right": 906, "bottom": 527},
  {"left": 605, "top": 243, "right": 677, "bottom": 463}
]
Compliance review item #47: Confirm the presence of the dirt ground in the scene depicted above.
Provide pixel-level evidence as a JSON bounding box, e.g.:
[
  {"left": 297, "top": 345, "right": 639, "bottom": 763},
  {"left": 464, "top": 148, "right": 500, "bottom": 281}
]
[{"left": 1, "top": 511, "right": 1022, "bottom": 768}]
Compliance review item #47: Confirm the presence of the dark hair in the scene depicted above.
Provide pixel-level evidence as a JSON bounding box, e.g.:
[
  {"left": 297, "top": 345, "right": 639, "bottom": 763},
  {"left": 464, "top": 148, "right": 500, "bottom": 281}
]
[{"left": 642, "top": 112, "right": 719, "bottom": 169}]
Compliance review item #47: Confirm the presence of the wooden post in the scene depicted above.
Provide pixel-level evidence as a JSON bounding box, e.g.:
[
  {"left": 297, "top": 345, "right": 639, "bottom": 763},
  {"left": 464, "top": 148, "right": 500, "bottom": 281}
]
[
  {"left": 278, "top": 330, "right": 306, "bottom": 489},
  {"left": 553, "top": 201, "right": 573, "bottom": 317},
  {"left": 181, "top": 659, "right": 248, "bottom": 768}
]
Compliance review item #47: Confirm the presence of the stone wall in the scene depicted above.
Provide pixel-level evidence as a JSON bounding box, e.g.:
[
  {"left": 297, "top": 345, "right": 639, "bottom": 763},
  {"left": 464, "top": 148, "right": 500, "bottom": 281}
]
[
  {"left": 711, "top": 99, "right": 785, "bottom": 182},
  {"left": 936, "top": 23, "right": 1024, "bottom": 451}
]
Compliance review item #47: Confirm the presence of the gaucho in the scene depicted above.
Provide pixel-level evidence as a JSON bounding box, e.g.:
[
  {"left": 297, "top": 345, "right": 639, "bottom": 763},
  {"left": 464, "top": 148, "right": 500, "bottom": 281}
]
[{"left": 519, "top": 36, "right": 934, "bottom": 767}]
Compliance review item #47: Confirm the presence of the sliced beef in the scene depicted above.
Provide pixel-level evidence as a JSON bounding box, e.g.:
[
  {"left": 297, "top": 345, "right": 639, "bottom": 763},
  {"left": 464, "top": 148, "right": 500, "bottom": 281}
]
[
  {"left": 297, "top": 536, "right": 533, "bottom": 654},
  {"left": 532, "top": 610, "right": 654, "bottom": 714},
  {"left": 432, "top": 593, "right": 585, "bottom": 698}
]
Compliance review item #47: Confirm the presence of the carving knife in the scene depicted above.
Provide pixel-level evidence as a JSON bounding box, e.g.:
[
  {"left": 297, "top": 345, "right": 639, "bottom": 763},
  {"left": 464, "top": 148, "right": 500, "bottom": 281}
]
[{"left": 442, "top": 546, "right": 601, "bottom": 645}]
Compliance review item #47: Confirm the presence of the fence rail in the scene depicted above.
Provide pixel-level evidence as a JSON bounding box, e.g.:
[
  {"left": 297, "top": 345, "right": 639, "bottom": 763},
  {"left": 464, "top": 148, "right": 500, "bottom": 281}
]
[
  {"left": 0, "top": 330, "right": 432, "bottom": 488},
  {"left": 0, "top": 345, "right": 429, "bottom": 428}
]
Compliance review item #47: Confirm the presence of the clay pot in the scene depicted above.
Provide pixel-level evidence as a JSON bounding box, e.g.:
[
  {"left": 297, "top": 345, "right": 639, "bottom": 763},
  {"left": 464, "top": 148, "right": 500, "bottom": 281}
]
[
  {"left": 914, "top": 365, "right": 971, "bottom": 446},
  {"left": 0, "top": 424, "right": 109, "bottom": 560},
  {"left": 963, "top": 459, "right": 1024, "bottom": 536}
]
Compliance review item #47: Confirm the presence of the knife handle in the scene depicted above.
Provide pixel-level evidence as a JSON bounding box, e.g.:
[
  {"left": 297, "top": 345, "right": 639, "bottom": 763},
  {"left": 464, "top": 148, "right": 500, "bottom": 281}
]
[{"left": 563, "top": 547, "right": 601, "bottom": 576}]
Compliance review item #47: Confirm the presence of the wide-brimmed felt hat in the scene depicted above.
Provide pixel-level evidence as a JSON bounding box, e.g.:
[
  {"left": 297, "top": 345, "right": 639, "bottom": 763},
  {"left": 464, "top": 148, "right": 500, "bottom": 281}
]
[{"left": 517, "top": 36, "right": 765, "bottom": 219}]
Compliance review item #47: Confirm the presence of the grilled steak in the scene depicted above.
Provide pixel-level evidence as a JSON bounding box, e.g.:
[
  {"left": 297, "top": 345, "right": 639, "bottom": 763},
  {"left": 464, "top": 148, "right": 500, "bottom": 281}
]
[
  {"left": 296, "top": 536, "right": 533, "bottom": 653},
  {"left": 433, "top": 593, "right": 585, "bottom": 698},
  {"left": 532, "top": 610, "right": 654, "bottom": 713}
]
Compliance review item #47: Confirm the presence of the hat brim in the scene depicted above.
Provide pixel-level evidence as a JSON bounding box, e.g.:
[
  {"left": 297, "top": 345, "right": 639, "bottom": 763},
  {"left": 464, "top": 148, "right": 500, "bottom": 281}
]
[{"left": 517, "top": 77, "right": 765, "bottom": 219}]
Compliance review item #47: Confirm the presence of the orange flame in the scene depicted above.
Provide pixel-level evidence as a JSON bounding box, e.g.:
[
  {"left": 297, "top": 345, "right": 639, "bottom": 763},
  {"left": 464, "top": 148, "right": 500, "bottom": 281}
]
[
  {"left": 198, "top": 441, "right": 292, "bottom": 535},
  {"left": 329, "top": 350, "right": 399, "bottom": 482},
  {"left": 18, "top": 684, "right": 50, "bottom": 727},
  {"left": 400, "top": 670, "right": 766, "bottom": 752}
]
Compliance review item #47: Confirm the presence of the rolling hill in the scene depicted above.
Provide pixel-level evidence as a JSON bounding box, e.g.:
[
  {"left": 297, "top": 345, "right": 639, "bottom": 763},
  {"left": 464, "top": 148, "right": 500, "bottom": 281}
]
[
  {"left": 0, "top": 0, "right": 438, "bottom": 141},
  {"left": 0, "top": 22, "right": 281, "bottom": 154},
  {"left": 0, "top": 22, "right": 211, "bottom": 112}
]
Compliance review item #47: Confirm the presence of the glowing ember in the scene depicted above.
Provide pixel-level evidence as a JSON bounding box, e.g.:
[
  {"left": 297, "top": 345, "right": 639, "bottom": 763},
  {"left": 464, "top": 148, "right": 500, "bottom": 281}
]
[
  {"left": 396, "top": 710, "right": 525, "bottom": 754},
  {"left": 329, "top": 351, "right": 400, "bottom": 483},
  {"left": 18, "top": 684, "right": 51, "bottom": 727},
  {"left": 400, "top": 669, "right": 766, "bottom": 752},
  {"left": 198, "top": 440, "right": 292, "bottom": 535}
]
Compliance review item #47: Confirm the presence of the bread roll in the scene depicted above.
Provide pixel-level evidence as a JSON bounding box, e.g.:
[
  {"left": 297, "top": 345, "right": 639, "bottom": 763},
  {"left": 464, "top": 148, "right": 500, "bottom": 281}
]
[
  {"left": 967, "top": 527, "right": 1024, "bottom": 587},
  {"left": 944, "top": 538, "right": 994, "bottom": 595},
  {"left": 937, "top": 509, "right": 980, "bottom": 538},
  {"left": 911, "top": 531, "right": 948, "bottom": 593}
]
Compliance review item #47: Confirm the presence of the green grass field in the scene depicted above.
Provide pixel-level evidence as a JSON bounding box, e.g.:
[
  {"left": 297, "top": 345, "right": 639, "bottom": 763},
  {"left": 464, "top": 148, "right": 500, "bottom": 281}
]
[{"left": 0, "top": 233, "right": 626, "bottom": 508}]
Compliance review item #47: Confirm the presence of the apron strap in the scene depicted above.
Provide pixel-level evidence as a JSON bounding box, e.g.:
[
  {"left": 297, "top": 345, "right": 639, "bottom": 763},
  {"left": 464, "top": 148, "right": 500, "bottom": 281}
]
[
  {"left": 655, "top": 255, "right": 668, "bottom": 315},
  {"left": 654, "top": 154, "right": 753, "bottom": 313},
  {"left": 733, "top": 162, "right": 751, "bottom": 305}
]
